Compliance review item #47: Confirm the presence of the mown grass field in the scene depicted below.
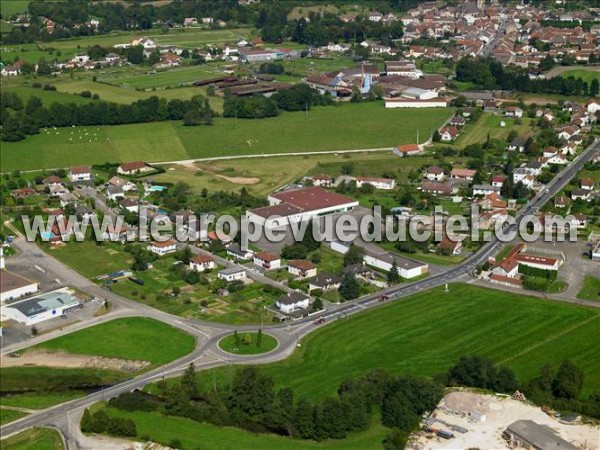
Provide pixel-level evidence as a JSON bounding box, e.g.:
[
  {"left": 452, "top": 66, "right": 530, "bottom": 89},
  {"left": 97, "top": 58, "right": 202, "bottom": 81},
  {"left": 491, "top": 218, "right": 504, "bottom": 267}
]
[
  {"left": 577, "top": 275, "right": 600, "bottom": 301},
  {"left": 0, "top": 427, "right": 65, "bottom": 450},
  {"left": 101, "top": 407, "right": 389, "bottom": 450},
  {"left": 219, "top": 332, "right": 278, "bottom": 355},
  {"left": 0, "top": 409, "right": 27, "bottom": 426},
  {"left": 1, "top": 103, "right": 451, "bottom": 171},
  {"left": 31, "top": 317, "right": 196, "bottom": 365},
  {"left": 180, "top": 284, "right": 600, "bottom": 401}
]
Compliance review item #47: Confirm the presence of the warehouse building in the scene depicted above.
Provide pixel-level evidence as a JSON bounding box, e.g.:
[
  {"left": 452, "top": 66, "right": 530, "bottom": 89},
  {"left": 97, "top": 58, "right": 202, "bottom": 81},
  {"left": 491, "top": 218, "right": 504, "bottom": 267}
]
[
  {"left": 1, "top": 288, "right": 80, "bottom": 325},
  {"left": 503, "top": 420, "right": 578, "bottom": 450},
  {"left": 0, "top": 270, "right": 39, "bottom": 304}
]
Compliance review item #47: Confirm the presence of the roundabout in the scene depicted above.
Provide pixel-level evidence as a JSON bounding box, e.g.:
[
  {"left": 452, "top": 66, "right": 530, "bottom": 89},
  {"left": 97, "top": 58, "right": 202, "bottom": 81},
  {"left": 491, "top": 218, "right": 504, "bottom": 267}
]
[{"left": 217, "top": 331, "right": 278, "bottom": 355}]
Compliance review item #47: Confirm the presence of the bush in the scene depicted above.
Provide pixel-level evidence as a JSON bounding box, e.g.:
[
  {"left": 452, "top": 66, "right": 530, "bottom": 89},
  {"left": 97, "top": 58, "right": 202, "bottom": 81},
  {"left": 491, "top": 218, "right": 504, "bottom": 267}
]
[
  {"left": 80, "top": 90, "right": 92, "bottom": 98},
  {"left": 107, "top": 417, "right": 137, "bottom": 437}
]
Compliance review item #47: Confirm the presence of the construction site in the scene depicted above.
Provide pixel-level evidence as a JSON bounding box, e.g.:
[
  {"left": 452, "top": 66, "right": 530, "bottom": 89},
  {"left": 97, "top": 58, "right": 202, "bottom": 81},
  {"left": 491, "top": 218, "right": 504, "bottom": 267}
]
[{"left": 407, "top": 390, "right": 600, "bottom": 450}]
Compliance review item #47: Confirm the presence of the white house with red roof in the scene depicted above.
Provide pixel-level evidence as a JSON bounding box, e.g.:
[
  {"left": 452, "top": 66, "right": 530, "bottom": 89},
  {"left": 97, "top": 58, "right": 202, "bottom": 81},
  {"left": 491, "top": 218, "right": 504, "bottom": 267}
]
[
  {"left": 117, "top": 161, "right": 150, "bottom": 175},
  {"left": 148, "top": 239, "right": 177, "bottom": 256},
  {"left": 355, "top": 177, "right": 396, "bottom": 190},
  {"left": 393, "top": 143, "right": 421, "bottom": 157},
  {"left": 69, "top": 166, "right": 92, "bottom": 182},
  {"left": 439, "top": 126, "right": 459, "bottom": 141},
  {"left": 189, "top": 254, "right": 215, "bottom": 272},
  {"left": 253, "top": 251, "right": 281, "bottom": 270}
]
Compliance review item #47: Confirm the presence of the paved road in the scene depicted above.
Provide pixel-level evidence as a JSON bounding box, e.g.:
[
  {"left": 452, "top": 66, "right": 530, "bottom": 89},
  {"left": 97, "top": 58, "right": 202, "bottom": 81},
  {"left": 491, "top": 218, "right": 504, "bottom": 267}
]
[{"left": 1, "top": 139, "right": 598, "bottom": 447}]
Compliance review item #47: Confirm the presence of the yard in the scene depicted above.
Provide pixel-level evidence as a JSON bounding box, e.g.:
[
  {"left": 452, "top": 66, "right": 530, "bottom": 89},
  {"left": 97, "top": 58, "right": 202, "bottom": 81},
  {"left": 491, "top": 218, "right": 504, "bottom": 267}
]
[
  {"left": 187, "top": 284, "right": 600, "bottom": 401},
  {"left": 1, "top": 102, "right": 452, "bottom": 171}
]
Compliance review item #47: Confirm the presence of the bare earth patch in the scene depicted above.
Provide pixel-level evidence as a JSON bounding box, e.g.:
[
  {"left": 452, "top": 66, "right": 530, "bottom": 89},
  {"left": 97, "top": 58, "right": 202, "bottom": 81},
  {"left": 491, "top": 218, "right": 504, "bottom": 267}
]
[
  {"left": 215, "top": 174, "right": 260, "bottom": 185},
  {"left": 1, "top": 350, "right": 150, "bottom": 373}
]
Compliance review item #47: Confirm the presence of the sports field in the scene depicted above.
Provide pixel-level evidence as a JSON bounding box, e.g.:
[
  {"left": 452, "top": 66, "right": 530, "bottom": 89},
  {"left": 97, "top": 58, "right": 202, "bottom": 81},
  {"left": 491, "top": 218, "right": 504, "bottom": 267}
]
[
  {"left": 189, "top": 284, "right": 600, "bottom": 401},
  {"left": 0, "top": 427, "right": 65, "bottom": 450},
  {"left": 32, "top": 317, "right": 196, "bottom": 366},
  {"left": 1, "top": 103, "right": 451, "bottom": 171}
]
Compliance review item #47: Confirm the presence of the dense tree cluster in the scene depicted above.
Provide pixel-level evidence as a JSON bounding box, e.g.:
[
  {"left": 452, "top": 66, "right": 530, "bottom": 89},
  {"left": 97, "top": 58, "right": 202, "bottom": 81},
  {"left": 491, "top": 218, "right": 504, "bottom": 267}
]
[
  {"left": 223, "top": 93, "right": 278, "bottom": 119},
  {"left": 0, "top": 93, "right": 213, "bottom": 142},
  {"left": 456, "top": 57, "right": 596, "bottom": 96},
  {"left": 106, "top": 364, "right": 443, "bottom": 447},
  {"left": 443, "top": 355, "right": 519, "bottom": 393}
]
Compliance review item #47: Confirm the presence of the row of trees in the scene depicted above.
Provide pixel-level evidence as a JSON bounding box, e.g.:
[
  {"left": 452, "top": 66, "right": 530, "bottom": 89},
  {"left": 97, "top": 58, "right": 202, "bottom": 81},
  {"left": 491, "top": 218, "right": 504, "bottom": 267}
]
[
  {"left": 1, "top": 93, "right": 214, "bottom": 142},
  {"left": 456, "top": 56, "right": 599, "bottom": 97}
]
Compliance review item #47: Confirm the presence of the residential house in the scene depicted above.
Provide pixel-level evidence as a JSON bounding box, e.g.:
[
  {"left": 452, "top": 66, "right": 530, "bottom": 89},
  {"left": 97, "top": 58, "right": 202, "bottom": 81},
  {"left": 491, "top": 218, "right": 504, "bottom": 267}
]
[
  {"left": 473, "top": 184, "right": 501, "bottom": 196},
  {"left": 483, "top": 100, "right": 499, "bottom": 113},
  {"left": 45, "top": 175, "right": 62, "bottom": 186},
  {"left": 491, "top": 176, "right": 506, "bottom": 188},
  {"left": 450, "top": 168, "right": 477, "bottom": 181},
  {"left": 226, "top": 243, "right": 253, "bottom": 260},
  {"left": 393, "top": 143, "right": 421, "bottom": 157},
  {"left": 311, "top": 175, "right": 334, "bottom": 187},
  {"left": 438, "top": 236, "right": 462, "bottom": 255},
  {"left": 308, "top": 272, "right": 342, "bottom": 292},
  {"left": 69, "top": 165, "right": 92, "bottom": 182},
  {"left": 148, "top": 239, "right": 177, "bottom": 256},
  {"left": 449, "top": 116, "right": 466, "bottom": 127},
  {"left": 117, "top": 161, "right": 150, "bottom": 175},
  {"left": 109, "top": 176, "right": 136, "bottom": 191},
  {"left": 49, "top": 184, "right": 68, "bottom": 198},
  {"left": 504, "top": 106, "right": 523, "bottom": 118},
  {"left": 120, "top": 198, "right": 139, "bottom": 213},
  {"left": 420, "top": 181, "right": 453, "bottom": 196},
  {"left": 287, "top": 260, "right": 317, "bottom": 279},
  {"left": 275, "top": 291, "right": 310, "bottom": 314},
  {"left": 571, "top": 188, "right": 591, "bottom": 201},
  {"left": 253, "top": 251, "right": 281, "bottom": 270},
  {"left": 102, "top": 224, "right": 128, "bottom": 242},
  {"left": 189, "top": 255, "right": 215, "bottom": 272},
  {"left": 554, "top": 196, "right": 570, "bottom": 209},
  {"left": 507, "top": 137, "right": 527, "bottom": 152},
  {"left": 425, "top": 166, "right": 446, "bottom": 181},
  {"left": 581, "top": 178, "right": 594, "bottom": 191},
  {"left": 439, "top": 126, "right": 459, "bottom": 141},
  {"left": 218, "top": 267, "right": 247, "bottom": 282},
  {"left": 106, "top": 185, "right": 125, "bottom": 201}
]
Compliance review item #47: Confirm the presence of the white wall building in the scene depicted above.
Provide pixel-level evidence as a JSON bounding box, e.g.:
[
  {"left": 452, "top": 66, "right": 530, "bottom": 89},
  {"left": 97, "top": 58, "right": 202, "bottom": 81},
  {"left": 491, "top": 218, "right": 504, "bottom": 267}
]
[
  {"left": 148, "top": 240, "right": 177, "bottom": 256},
  {"left": 218, "top": 268, "right": 247, "bottom": 282},
  {"left": 0, "top": 270, "right": 39, "bottom": 304},
  {"left": 1, "top": 289, "right": 80, "bottom": 325}
]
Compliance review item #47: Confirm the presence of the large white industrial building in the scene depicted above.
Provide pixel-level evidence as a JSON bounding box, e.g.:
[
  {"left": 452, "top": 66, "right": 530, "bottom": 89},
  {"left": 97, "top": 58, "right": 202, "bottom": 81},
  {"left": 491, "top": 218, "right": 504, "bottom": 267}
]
[
  {"left": 0, "top": 270, "right": 39, "bottom": 304},
  {"left": 1, "top": 289, "right": 81, "bottom": 325}
]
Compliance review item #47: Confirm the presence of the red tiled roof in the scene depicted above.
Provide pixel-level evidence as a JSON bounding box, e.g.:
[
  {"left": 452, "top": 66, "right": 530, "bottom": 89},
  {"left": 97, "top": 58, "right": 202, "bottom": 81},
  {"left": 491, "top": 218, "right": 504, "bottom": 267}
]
[
  {"left": 150, "top": 239, "right": 177, "bottom": 248},
  {"left": 396, "top": 143, "right": 420, "bottom": 153},
  {"left": 191, "top": 254, "right": 214, "bottom": 264},
  {"left": 119, "top": 161, "right": 146, "bottom": 172},
  {"left": 71, "top": 165, "right": 91, "bottom": 174},
  {"left": 288, "top": 260, "right": 316, "bottom": 270},
  {"left": 270, "top": 187, "right": 356, "bottom": 213},
  {"left": 255, "top": 251, "right": 279, "bottom": 262}
]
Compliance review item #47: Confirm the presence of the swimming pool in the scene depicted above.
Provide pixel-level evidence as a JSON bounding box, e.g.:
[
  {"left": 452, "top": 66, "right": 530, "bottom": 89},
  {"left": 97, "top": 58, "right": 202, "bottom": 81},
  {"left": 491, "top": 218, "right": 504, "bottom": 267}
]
[
  {"left": 147, "top": 185, "right": 166, "bottom": 192},
  {"left": 41, "top": 231, "right": 54, "bottom": 240}
]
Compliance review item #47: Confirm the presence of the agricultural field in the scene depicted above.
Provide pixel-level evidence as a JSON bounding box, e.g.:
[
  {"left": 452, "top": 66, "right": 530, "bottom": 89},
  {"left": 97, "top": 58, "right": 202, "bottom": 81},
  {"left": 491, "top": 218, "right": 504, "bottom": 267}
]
[
  {"left": 454, "top": 113, "right": 535, "bottom": 148},
  {"left": 176, "top": 284, "right": 600, "bottom": 401},
  {"left": 577, "top": 275, "right": 600, "bottom": 301},
  {"left": 31, "top": 317, "right": 196, "bottom": 366},
  {"left": 0, "top": 427, "right": 65, "bottom": 450},
  {"left": 0, "top": 0, "right": 30, "bottom": 18},
  {"left": 1, "top": 103, "right": 452, "bottom": 171},
  {"left": 99, "top": 407, "right": 389, "bottom": 450}
]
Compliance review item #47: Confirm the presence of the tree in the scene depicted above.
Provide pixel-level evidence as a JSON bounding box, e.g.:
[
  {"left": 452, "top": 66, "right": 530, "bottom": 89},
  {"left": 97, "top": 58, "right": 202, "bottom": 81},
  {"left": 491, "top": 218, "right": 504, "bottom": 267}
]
[
  {"left": 89, "top": 410, "right": 109, "bottom": 433},
  {"left": 387, "top": 260, "right": 400, "bottom": 284},
  {"left": 343, "top": 244, "right": 365, "bottom": 267},
  {"left": 312, "top": 297, "right": 323, "bottom": 311},
  {"left": 227, "top": 367, "right": 275, "bottom": 423},
  {"left": 81, "top": 408, "right": 93, "bottom": 432},
  {"left": 552, "top": 359, "right": 584, "bottom": 399},
  {"left": 538, "top": 54, "right": 555, "bottom": 72},
  {"left": 257, "top": 328, "right": 263, "bottom": 348},
  {"left": 381, "top": 393, "right": 419, "bottom": 430},
  {"left": 243, "top": 332, "right": 253, "bottom": 345},
  {"left": 126, "top": 45, "right": 144, "bottom": 64},
  {"left": 293, "top": 399, "right": 315, "bottom": 439},
  {"left": 30, "top": 326, "right": 38, "bottom": 336},
  {"left": 181, "top": 362, "right": 197, "bottom": 399},
  {"left": 339, "top": 272, "right": 360, "bottom": 301},
  {"left": 591, "top": 78, "right": 599, "bottom": 97},
  {"left": 432, "top": 130, "right": 441, "bottom": 142},
  {"left": 234, "top": 330, "right": 241, "bottom": 347}
]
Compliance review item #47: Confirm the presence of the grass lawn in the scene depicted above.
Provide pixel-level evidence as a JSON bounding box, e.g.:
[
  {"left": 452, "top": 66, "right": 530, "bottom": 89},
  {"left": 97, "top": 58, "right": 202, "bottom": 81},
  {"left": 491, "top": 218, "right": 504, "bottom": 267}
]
[
  {"left": 495, "top": 244, "right": 515, "bottom": 262},
  {"left": 577, "top": 275, "right": 600, "bottom": 301},
  {"left": 0, "top": 409, "right": 27, "bottom": 426},
  {"left": 455, "top": 113, "right": 534, "bottom": 148},
  {"left": 218, "top": 332, "right": 278, "bottom": 355},
  {"left": 560, "top": 69, "right": 600, "bottom": 84},
  {"left": 101, "top": 407, "right": 388, "bottom": 450},
  {"left": 110, "top": 65, "right": 222, "bottom": 89},
  {"left": 0, "top": 427, "right": 65, "bottom": 450},
  {"left": 1, "top": 391, "right": 86, "bottom": 410},
  {"left": 1, "top": 103, "right": 452, "bottom": 171},
  {"left": 0, "top": 0, "right": 30, "bottom": 17},
  {"left": 31, "top": 317, "right": 196, "bottom": 366},
  {"left": 47, "top": 240, "right": 133, "bottom": 279},
  {"left": 183, "top": 284, "right": 600, "bottom": 401}
]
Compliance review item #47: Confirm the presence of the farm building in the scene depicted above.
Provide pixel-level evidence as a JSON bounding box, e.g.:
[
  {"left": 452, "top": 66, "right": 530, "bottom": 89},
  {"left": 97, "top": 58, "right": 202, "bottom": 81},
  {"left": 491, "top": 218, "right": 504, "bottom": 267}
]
[{"left": 503, "top": 420, "right": 578, "bottom": 450}]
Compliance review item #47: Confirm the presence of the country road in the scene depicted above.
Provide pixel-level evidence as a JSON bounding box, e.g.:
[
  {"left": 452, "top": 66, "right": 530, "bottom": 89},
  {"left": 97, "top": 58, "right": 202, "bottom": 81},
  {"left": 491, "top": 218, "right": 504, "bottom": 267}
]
[{"left": 1, "top": 139, "right": 599, "bottom": 449}]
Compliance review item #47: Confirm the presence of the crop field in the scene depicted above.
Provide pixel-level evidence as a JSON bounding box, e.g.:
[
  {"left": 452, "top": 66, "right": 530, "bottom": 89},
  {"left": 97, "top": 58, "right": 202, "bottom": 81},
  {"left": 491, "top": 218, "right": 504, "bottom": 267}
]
[
  {"left": 455, "top": 113, "right": 535, "bottom": 147},
  {"left": 184, "top": 284, "right": 600, "bottom": 401},
  {"left": 31, "top": 317, "right": 196, "bottom": 366},
  {"left": 1, "top": 103, "right": 451, "bottom": 171},
  {"left": 0, "top": 427, "right": 65, "bottom": 450},
  {"left": 154, "top": 152, "right": 437, "bottom": 197}
]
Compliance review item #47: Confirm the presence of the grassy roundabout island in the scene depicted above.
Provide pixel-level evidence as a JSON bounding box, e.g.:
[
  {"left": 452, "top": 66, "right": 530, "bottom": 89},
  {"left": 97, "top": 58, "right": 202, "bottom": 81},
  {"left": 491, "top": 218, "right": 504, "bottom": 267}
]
[{"left": 218, "top": 331, "right": 277, "bottom": 355}]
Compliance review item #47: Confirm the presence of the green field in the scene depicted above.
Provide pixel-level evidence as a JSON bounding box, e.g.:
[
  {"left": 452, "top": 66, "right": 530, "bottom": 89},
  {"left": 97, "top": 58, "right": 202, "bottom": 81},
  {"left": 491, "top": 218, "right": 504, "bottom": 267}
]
[
  {"left": 561, "top": 69, "right": 600, "bottom": 85},
  {"left": 1, "top": 392, "right": 86, "bottom": 410},
  {"left": 577, "top": 275, "right": 600, "bottom": 301},
  {"left": 0, "top": 427, "right": 65, "bottom": 450},
  {"left": 1, "top": 103, "right": 451, "bottom": 171},
  {"left": 455, "top": 113, "right": 534, "bottom": 147},
  {"left": 182, "top": 284, "right": 600, "bottom": 401},
  {"left": 0, "top": 409, "right": 27, "bottom": 426},
  {"left": 154, "top": 152, "right": 437, "bottom": 197},
  {"left": 32, "top": 317, "right": 196, "bottom": 366},
  {"left": 0, "top": 0, "right": 30, "bottom": 18},
  {"left": 101, "top": 407, "right": 388, "bottom": 450},
  {"left": 218, "top": 332, "right": 278, "bottom": 355}
]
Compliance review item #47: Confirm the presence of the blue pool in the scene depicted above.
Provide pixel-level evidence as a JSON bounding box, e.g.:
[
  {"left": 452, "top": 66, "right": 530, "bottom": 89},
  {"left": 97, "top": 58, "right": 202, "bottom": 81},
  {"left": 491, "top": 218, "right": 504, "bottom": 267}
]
[
  {"left": 148, "top": 185, "right": 166, "bottom": 192},
  {"left": 41, "top": 231, "right": 54, "bottom": 240}
]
